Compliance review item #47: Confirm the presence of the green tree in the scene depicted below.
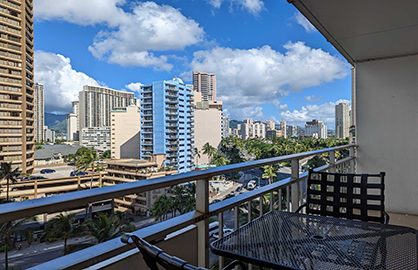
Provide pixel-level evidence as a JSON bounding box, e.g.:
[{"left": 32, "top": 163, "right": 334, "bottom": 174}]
[
  {"left": 100, "top": 150, "right": 111, "bottom": 159},
  {"left": 202, "top": 142, "right": 217, "bottom": 164},
  {"left": 76, "top": 147, "right": 99, "bottom": 189},
  {"left": 0, "top": 162, "right": 19, "bottom": 203},
  {"left": 150, "top": 195, "right": 175, "bottom": 221},
  {"left": 0, "top": 217, "right": 36, "bottom": 270},
  {"left": 84, "top": 212, "right": 135, "bottom": 243},
  {"left": 262, "top": 165, "right": 276, "bottom": 185},
  {"left": 41, "top": 213, "right": 82, "bottom": 255},
  {"left": 212, "top": 154, "right": 230, "bottom": 167},
  {"left": 192, "top": 147, "right": 201, "bottom": 165}
]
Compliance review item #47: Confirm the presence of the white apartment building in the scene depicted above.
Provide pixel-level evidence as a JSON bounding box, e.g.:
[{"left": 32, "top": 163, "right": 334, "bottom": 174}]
[
  {"left": 266, "top": 120, "right": 275, "bottom": 131},
  {"left": 192, "top": 71, "right": 217, "bottom": 101},
  {"left": 34, "top": 83, "right": 44, "bottom": 143},
  {"left": 335, "top": 102, "right": 350, "bottom": 139},
  {"left": 81, "top": 127, "right": 111, "bottom": 154},
  {"left": 222, "top": 117, "right": 230, "bottom": 138},
  {"left": 281, "top": 120, "right": 287, "bottom": 138},
  {"left": 44, "top": 126, "right": 55, "bottom": 143},
  {"left": 79, "top": 85, "right": 136, "bottom": 129},
  {"left": 67, "top": 101, "right": 79, "bottom": 141},
  {"left": 111, "top": 106, "right": 141, "bottom": 159},
  {"left": 305, "top": 119, "right": 327, "bottom": 139},
  {"left": 240, "top": 119, "right": 266, "bottom": 140}
]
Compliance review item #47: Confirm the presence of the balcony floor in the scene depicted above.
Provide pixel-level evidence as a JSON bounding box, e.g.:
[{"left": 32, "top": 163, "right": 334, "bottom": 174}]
[{"left": 388, "top": 211, "right": 418, "bottom": 230}]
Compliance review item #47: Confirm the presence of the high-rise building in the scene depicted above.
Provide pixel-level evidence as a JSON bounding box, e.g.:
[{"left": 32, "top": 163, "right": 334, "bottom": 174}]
[
  {"left": 222, "top": 117, "right": 230, "bottom": 138},
  {"left": 0, "top": 1, "right": 34, "bottom": 172},
  {"left": 140, "top": 78, "right": 194, "bottom": 173},
  {"left": 240, "top": 119, "right": 266, "bottom": 140},
  {"left": 281, "top": 120, "right": 287, "bottom": 138},
  {"left": 266, "top": 120, "right": 275, "bottom": 131},
  {"left": 192, "top": 71, "right": 217, "bottom": 101},
  {"left": 335, "top": 103, "right": 350, "bottom": 139},
  {"left": 79, "top": 85, "right": 136, "bottom": 130},
  {"left": 287, "top": 125, "right": 297, "bottom": 137},
  {"left": 111, "top": 105, "right": 141, "bottom": 159},
  {"left": 34, "top": 83, "right": 44, "bottom": 143},
  {"left": 81, "top": 127, "right": 111, "bottom": 154},
  {"left": 67, "top": 101, "right": 79, "bottom": 141},
  {"left": 194, "top": 92, "right": 223, "bottom": 165},
  {"left": 44, "top": 126, "right": 55, "bottom": 143},
  {"left": 305, "top": 119, "right": 327, "bottom": 139}
]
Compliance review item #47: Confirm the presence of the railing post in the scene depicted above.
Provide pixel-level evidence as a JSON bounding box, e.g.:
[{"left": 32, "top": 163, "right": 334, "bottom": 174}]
[
  {"left": 270, "top": 192, "right": 273, "bottom": 212},
  {"left": 329, "top": 151, "right": 336, "bottom": 173},
  {"left": 259, "top": 196, "right": 263, "bottom": 216},
  {"left": 291, "top": 159, "right": 299, "bottom": 211},
  {"left": 349, "top": 146, "right": 355, "bottom": 173},
  {"left": 234, "top": 206, "right": 239, "bottom": 230},
  {"left": 218, "top": 212, "right": 224, "bottom": 270},
  {"left": 34, "top": 180, "right": 37, "bottom": 198},
  {"left": 247, "top": 200, "right": 252, "bottom": 223},
  {"left": 196, "top": 178, "right": 209, "bottom": 268},
  {"left": 279, "top": 189, "right": 282, "bottom": 211}
]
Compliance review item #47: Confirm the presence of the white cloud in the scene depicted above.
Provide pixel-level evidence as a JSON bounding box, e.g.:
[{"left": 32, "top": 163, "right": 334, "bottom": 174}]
[
  {"left": 294, "top": 12, "right": 316, "bottom": 33},
  {"left": 188, "top": 42, "right": 349, "bottom": 119},
  {"left": 125, "top": 82, "right": 144, "bottom": 94},
  {"left": 305, "top": 95, "right": 323, "bottom": 102},
  {"left": 34, "top": 0, "right": 127, "bottom": 27},
  {"left": 206, "top": 0, "right": 264, "bottom": 15},
  {"left": 35, "top": 1, "right": 205, "bottom": 70},
  {"left": 280, "top": 99, "right": 351, "bottom": 129},
  {"left": 34, "top": 51, "right": 100, "bottom": 113}
]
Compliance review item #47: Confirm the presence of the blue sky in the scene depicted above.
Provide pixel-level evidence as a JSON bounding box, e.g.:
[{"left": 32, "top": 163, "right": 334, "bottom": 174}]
[{"left": 33, "top": 0, "right": 351, "bottom": 129}]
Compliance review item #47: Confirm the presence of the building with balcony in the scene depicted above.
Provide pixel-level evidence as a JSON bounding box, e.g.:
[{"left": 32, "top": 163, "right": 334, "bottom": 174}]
[
  {"left": 266, "top": 119, "right": 275, "bottom": 131},
  {"left": 335, "top": 102, "right": 350, "bottom": 139},
  {"left": 0, "top": 0, "right": 34, "bottom": 172},
  {"left": 79, "top": 85, "right": 136, "bottom": 130},
  {"left": 104, "top": 154, "right": 176, "bottom": 216},
  {"left": 222, "top": 117, "right": 230, "bottom": 138},
  {"left": 140, "top": 78, "right": 194, "bottom": 173},
  {"left": 81, "top": 126, "right": 110, "bottom": 154},
  {"left": 110, "top": 105, "right": 140, "bottom": 159},
  {"left": 34, "top": 83, "right": 44, "bottom": 143},
  {"left": 44, "top": 125, "right": 55, "bottom": 143},
  {"left": 305, "top": 119, "right": 327, "bottom": 139},
  {"left": 192, "top": 71, "right": 216, "bottom": 102}
]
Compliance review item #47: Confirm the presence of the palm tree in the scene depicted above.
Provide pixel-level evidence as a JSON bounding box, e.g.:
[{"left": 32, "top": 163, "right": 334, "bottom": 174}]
[
  {"left": 41, "top": 213, "right": 81, "bottom": 255},
  {"left": 84, "top": 212, "right": 135, "bottom": 243},
  {"left": 262, "top": 165, "right": 276, "bottom": 185},
  {"left": 150, "top": 195, "right": 175, "bottom": 221},
  {"left": 192, "top": 147, "right": 201, "bottom": 165},
  {"left": 0, "top": 162, "right": 19, "bottom": 203},
  {"left": 0, "top": 217, "right": 35, "bottom": 270},
  {"left": 76, "top": 147, "right": 98, "bottom": 189},
  {"left": 212, "top": 154, "right": 230, "bottom": 167},
  {"left": 202, "top": 142, "right": 217, "bottom": 164}
]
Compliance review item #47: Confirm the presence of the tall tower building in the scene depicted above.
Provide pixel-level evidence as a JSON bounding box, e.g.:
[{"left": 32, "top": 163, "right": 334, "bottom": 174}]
[
  {"left": 140, "top": 78, "right": 194, "bottom": 173},
  {"left": 67, "top": 101, "right": 79, "bottom": 141},
  {"left": 335, "top": 103, "right": 350, "bottom": 139},
  {"left": 34, "top": 83, "right": 44, "bottom": 143},
  {"left": 79, "top": 85, "right": 136, "bottom": 129},
  {"left": 266, "top": 120, "right": 275, "bottom": 131},
  {"left": 192, "top": 71, "right": 216, "bottom": 101},
  {"left": 281, "top": 120, "right": 287, "bottom": 138},
  {"left": 0, "top": 1, "right": 34, "bottom": 172}
]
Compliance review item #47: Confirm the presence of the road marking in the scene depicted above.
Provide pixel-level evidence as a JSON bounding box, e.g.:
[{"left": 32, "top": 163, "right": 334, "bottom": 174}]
[
  {"left": 8, "top": 253, "right": 24, "bottom": 259},
  {"left": 44, "top": 245, "right": 63, "bottom": 250}
]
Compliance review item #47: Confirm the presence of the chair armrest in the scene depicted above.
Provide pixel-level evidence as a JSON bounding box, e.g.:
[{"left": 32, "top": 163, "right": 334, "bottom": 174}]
[
  {"left": 383, "top": 211, "right": 390, "bottom": 224},
  {"left": 295, "top": 203, "right": 307, "bottom": 213},
  {"left": 223, "top": 260, "right": 247, "bottom": 270}
]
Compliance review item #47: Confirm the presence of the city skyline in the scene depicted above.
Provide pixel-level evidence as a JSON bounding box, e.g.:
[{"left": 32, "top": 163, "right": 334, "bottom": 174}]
[{"left": 33, "top": 0, "right": 351, "bottom": 130}]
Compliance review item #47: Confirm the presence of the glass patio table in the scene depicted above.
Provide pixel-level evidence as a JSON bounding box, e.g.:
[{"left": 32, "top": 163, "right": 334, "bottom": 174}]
[{"left": 210, "top": 211, "right": 418, "bottom": 270}]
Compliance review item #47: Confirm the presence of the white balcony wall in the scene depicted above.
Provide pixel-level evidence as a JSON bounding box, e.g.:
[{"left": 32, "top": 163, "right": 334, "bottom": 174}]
[{"left": 356, "top": 55, "right": 418, "bottom": 215}]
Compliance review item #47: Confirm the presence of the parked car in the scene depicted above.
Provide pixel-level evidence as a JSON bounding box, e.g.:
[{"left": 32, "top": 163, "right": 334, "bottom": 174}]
[
  {"left": 235, "top": 186, "right": 242, "bottom": 192},
  {"left": 229, "top": 191, "right": 236, "bottom": 196},
  {"left": 40, "top": 169, "right": 56, "bottom": 174},
  {"left": 212, "top": 228, "right": 234, "bottom": 239},
  {"left": 70, "top": 171, "right": 88, "bottom": 176},
  {"left": 29, "top": 176, "right": 47, "bottom": 180},
  {"left": 251, "top": 169, "right": 255, "bottom": 173},
  {"left": 211, "top": 199, "right": 221, "bottom": 204}
]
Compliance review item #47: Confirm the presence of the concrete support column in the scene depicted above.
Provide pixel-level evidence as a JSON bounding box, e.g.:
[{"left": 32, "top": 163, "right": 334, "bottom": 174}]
[
  {"left": 291, "top": 159, "right": 299, "bottom": 211},
  {"left": 329, "top": 151, "right": 336, "bottom": 173},
  {"left": 196, "top": 179, "right": 209, "bottom": 268}
]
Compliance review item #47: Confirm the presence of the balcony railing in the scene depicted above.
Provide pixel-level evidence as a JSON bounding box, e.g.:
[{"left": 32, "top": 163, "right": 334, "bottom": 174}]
[{"left": 2, "top": 144, "right": 356, "bottom": 269}]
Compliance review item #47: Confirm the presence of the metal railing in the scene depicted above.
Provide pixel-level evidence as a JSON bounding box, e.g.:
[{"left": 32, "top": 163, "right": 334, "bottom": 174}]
[{"left": 0, "top": 144, "right": 356, "bottom": 270}]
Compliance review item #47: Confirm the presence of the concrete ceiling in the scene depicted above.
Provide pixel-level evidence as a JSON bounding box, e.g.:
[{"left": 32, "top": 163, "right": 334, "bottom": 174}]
[{"left": 288, "top": 0, "right": 418, "bottom": 65}]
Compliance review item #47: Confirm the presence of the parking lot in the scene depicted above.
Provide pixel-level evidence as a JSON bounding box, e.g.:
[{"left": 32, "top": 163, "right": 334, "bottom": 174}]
[{"left": 33, "top": 164, "right": 77, "bottom": 178}]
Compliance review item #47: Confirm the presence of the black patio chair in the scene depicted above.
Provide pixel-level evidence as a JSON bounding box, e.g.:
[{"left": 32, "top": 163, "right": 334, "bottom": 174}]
[
  {"left": 121, "top": 233, "right": 247, "bottom": 270},
  {"left": 296, "top": 169, "right": 389, "bottom": 224}
]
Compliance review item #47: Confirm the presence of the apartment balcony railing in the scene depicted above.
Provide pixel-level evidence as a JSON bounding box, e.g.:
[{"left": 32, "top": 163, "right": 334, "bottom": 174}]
[{"left": 3, "top": 145, "right": 355, "bottom": 269}]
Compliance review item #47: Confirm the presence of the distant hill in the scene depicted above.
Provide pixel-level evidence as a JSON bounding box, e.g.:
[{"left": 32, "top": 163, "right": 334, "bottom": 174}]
[
  {"left": 229, "top": 120, "right": 243, "bottom": 130},
  {"left": 45, "top": 113, "right": 67, "bottom": 132}
]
